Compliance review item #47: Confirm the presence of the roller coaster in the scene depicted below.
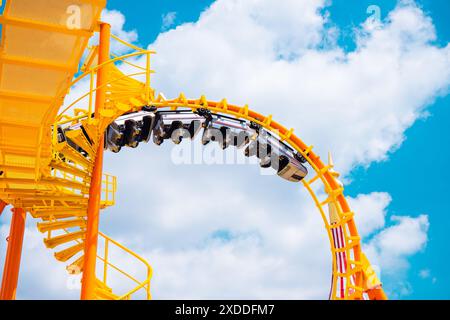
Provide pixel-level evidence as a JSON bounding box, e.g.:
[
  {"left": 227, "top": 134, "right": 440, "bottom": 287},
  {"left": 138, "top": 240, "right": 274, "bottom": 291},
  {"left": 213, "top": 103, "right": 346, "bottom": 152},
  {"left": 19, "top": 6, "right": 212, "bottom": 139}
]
[{"left": 0, "top": 0, "right": 387, "bottom": 300}]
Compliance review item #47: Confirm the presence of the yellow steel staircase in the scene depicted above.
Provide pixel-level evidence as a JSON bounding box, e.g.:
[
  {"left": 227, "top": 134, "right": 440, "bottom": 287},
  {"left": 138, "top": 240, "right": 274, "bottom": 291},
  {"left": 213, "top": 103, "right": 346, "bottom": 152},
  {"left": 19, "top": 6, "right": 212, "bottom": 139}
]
[{"left": 0, "top": 0, "right": 152, "bottom": 300}]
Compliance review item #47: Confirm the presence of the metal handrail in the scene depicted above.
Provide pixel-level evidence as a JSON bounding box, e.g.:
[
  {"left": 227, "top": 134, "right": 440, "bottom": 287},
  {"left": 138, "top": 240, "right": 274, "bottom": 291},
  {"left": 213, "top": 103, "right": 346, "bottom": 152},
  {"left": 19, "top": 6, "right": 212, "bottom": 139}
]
[
  {"left": 96, "top": 255, "right": 142, "bottom": 286},
  {"left": 98, "top": 232, "right": 152, "bottom": 300},
  {"left": 55, "top": 32, "right": 155, "bottom": 127},
  {"left": 52, "top": 47, "right": 153, "bottom": 145},
  {"left": 118, "top": 278, "right": 150, "bottom": 300},
  {"left": 62, "top": 50, "right": 155, "bottom": 94},
  {"left": 111, "top": 52, "right": 147, "bottom": 71},
  {"left": 111, "top": 34, "right": 149, "bottom": 52},
  {"left": 56, "top": 70, "right": 147, "bottom": 124},
  {"left": 101, "top": 174, "right": 116, "bottom": 206}
]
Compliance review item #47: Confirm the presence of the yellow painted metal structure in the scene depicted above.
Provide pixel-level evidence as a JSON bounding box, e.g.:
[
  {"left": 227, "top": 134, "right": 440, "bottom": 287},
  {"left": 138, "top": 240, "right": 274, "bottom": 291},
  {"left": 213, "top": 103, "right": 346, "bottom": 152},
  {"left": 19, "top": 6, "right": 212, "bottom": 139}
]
[{"left": 0, "top": 0, "right": 386, "bottom": 300}]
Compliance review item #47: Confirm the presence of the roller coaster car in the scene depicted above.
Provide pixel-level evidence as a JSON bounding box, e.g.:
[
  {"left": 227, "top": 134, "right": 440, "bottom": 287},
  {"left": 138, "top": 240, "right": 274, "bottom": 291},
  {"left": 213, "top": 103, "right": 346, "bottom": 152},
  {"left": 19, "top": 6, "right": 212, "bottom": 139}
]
[
  {"left": 153, "top": 109, "right": 308, "bottom": 182},
  {"left": 202, "top": 112, "right": 256, "bottom": 149},
  {"left": 104, "top": 108, "right": 308, "bottom": 182},
  {"left": 244, "top": 130, "right": 308, "bottom": 182},
  {"left": 152, "top": 110, "right": 205, "bottom": 145},
  {"left": 151, "top": 109, "right": 257, "bottom": 149},
  {"left": 105, "top": 110, "right": 157, "bottom": 152}
]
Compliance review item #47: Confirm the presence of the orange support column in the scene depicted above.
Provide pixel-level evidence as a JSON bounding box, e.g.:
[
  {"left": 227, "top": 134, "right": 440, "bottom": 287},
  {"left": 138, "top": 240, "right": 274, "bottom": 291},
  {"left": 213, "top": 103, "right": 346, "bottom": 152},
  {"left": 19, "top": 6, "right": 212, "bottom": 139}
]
[
  {"left": 81, "top": 22, "right": 111, "bottom": 300},
  {"left": 0, "top": 200, "right": 6, "bottom": 216},
  {"left": 0, "top": 208, "right": 26, "bottom": 300}
]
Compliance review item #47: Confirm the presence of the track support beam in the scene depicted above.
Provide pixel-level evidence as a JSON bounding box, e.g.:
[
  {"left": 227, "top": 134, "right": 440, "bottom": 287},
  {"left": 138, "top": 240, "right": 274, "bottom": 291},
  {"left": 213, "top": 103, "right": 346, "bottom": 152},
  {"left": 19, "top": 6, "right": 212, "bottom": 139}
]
[
  {"left": 80, "top": 22, "right": 111, "bottom": 300},
  {"left": 0, "top": 207, "right": 27, "bottom": 300},
  {"left": 367, "top": 288, "right": 388, "bottom": 300}
]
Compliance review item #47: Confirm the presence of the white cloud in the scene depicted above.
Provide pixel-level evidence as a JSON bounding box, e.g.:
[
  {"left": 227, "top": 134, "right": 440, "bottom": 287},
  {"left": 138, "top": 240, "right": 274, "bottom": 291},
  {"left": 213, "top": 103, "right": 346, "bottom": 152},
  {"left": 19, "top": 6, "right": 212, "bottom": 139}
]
[
  {"left": 161, "top": 12, "right": 177, "bottom": 31},
  {"left": 419, "top": 269, "right": 438, "bottom": 284},
  {"left": 361, "top": 213, "right": 430, "bottom": 298},
  {"left": 419, "top": 269, "right": 430, "bottom": 279},
  {"left": 349, "top": 192, "right": 391, "bottom": 237},
  {"left": 101, "top": 9, "right": 138, "bottom": 54},
  {"left": 396, "top": 281, "right": 413, "bottom": 297},
  {"left": 102, "top": 9, "right": 138, "bottom": 43},
  {"left": 0, "top": 221, "right": 79, "bottom": 300},
  {"left": 148, "top": 0, "right": 450, "bottom": 174},
  {"left": 96, "top": 144, "right": 426, "bottom": 299},
  {"left": 102, "top": 149, "right": 334, "bottom": 299},
  {"left": 364, "top": 215, "right": 430, "bottom": 274},
  {"left": 10, "top": 0, "right": 448, "bottom": 299},
  {"left": 119, "top": 0, "right": 446, "bottom": 298}
]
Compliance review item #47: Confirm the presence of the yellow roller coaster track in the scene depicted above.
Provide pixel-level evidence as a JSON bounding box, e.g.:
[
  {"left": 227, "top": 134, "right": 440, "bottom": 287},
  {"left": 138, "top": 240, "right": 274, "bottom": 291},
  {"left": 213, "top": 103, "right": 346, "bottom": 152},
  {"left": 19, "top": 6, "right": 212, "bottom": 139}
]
[{"left": 0, "top": 0, "right": 386, "bottom": 300}]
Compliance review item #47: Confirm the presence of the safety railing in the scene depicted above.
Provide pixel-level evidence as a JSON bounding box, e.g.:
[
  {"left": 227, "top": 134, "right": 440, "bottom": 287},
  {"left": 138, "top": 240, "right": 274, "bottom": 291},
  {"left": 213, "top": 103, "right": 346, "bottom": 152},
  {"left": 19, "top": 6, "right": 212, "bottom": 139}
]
[
  {"left": 101, "top": 173, "right": 116, "bottom": 208},
  {"left": 53, "top": 226, "right": 151, "bottom": 300},
  {"left": 52, "top": 34, "right": 156, "bottom": 147},
  {"left": 49, "top": 168, "right": 116, "bottom": 205},
  {"left": 50, "top": 169, "right": 85, "bottom": 195},
  {"left": 97, "top": 232, "right": 153, "bottom": 300},
  {"left": 47, "top": 34, "right": 152, "bottom": 300}
]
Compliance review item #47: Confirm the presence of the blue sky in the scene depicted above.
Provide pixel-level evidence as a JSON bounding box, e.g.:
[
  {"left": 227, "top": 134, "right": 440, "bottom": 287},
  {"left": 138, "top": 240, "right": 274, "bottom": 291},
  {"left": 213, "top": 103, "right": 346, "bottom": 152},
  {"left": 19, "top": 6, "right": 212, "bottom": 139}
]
[
  {"left": 347, "top": 1, "right": 450, "bottom": 297},
  {"left": 334, "top": 0, "right": 450, "bottom": 300},
  {"left": 100, "top": 0, "right": 450, "bottom": 299},
  {"left": 0, "top": 0, "right": 449, "bottom": 300}
]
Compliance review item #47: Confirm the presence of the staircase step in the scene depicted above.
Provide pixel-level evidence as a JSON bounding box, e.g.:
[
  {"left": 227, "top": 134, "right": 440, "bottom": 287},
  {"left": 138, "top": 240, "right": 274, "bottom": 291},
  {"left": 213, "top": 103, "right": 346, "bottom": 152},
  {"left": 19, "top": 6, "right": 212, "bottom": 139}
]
[
  {"left": 129, "top": 97, "right": 146, "bottom": 107},
  {"left": 95, "top": 288, "right": 119, "bottom": 300},
  {"left": 32, "top": 206, "right": 87, "bottom": 214},
  {"left": 51, "top": 160, "right": 91, "bottom": 180},
  {"left": 55, "top": 141, "right": 93, "bottom": 169},
  {"left": 37, "top": 218, "right": 86, "bottom": 233},
  {"left": 99, "top": 108, "right": 116, "bottom": 118},
  {"left": 32, "top": 207, "right": 87, "bottom": 220},
  {"left": 54, "top": 243, "right": 85, "bottom": 262},
  {"left": 1, "top": 188, "right": 82, "bottom": 197},
  {"left": 82, "top": 122, "right": 100, "bottom": 145},
  {"left": 43, "top": 176, "right": 88, "bottom": 192},
  {"left": 67, "top": 255, "right": 84, "bottom": 275},
  {"left": 1, "top": 201, "right": 47, "bottom": 211},
  {"left": 115, "top": 102, "right": 131, "bottom": 112},
  {"left": 31, "top": 209, "right": 87, "bottom": 221},
  {"left": 96, "top": 278, "right": 113, "bottom": 293},
  {"left": 44, "top": 231, "right": 85, "bottom": 249},
  {"left": 0, "top": 177, "right": 87, "bottom": 193},
  {"left": 0, "top": 165, "right": 46, "bottom": 176},
  {"left": 65, "top": 129, "right": 95, "bottom": 158},
  {"left": 4, "top": 193, "right": 87, "bottom": 203},
  {"left": 33, "top": 212, "right": 87, "bottom": 220}
]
